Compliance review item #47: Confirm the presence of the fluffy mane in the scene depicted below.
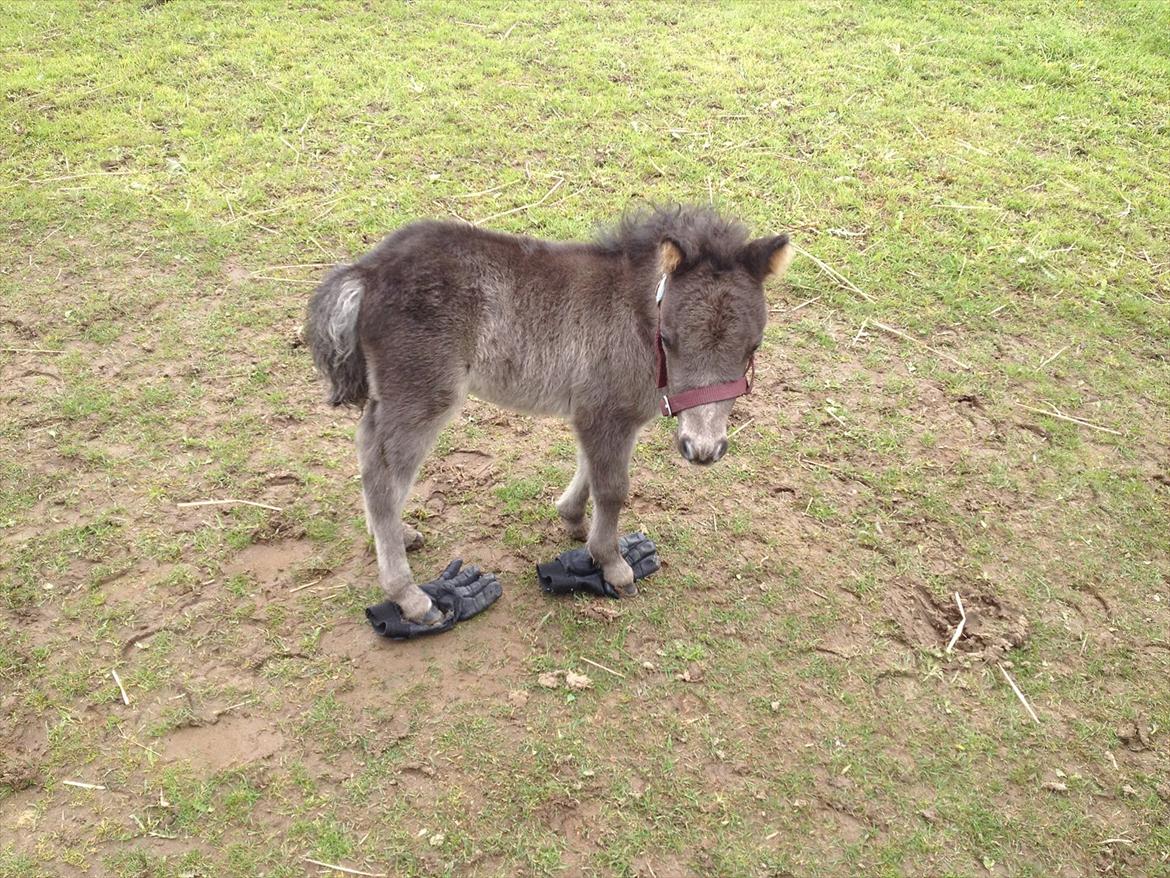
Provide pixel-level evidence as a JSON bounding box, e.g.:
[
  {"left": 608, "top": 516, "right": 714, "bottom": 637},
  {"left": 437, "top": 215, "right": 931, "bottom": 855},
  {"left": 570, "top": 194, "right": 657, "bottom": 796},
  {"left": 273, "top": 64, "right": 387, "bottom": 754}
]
[{"left": 594, "top": 204, "right": 751, "bottom": 270}]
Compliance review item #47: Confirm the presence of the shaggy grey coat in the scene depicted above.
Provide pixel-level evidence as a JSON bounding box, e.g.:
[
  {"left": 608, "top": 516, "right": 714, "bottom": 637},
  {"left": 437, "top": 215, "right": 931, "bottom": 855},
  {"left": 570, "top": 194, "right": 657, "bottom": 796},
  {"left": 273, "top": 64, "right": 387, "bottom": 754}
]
[{"left": 307, "top": 205, "right": 793, "bottom": 623}]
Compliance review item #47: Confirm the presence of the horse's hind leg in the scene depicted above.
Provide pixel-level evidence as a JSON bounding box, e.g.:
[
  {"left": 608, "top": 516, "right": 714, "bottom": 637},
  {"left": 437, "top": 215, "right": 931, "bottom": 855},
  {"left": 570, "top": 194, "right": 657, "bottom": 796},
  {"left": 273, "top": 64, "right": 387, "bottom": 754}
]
[
  {"left": 401, "top": 522, "right": 424, "bottom": 551},
  {"left": 556, "top": 447, "right": 590, "bottom": 542},
  {"left": 358, "top": 423, "right": 424, "bottom": 551},
  {"left": 357, "top": 396, "right": 457, "bottom": 621}
]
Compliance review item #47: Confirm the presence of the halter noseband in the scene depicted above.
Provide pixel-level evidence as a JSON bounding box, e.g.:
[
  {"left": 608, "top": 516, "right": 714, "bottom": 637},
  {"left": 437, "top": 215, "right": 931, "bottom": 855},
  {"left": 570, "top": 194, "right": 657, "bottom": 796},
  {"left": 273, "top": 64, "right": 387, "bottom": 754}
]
[{"left": 654, "top": 274, "right": 755, "bottom": 418}]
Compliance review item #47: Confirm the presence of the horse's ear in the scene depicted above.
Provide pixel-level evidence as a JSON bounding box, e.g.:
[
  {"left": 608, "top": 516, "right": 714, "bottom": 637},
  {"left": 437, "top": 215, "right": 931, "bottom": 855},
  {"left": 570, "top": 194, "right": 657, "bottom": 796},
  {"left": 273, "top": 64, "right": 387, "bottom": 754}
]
[
  {"left": 742, "top": 234, "right": 794, "bottom": 281},
  {"left": 659, "top": 237, "right": 689, "bottom": 275}
]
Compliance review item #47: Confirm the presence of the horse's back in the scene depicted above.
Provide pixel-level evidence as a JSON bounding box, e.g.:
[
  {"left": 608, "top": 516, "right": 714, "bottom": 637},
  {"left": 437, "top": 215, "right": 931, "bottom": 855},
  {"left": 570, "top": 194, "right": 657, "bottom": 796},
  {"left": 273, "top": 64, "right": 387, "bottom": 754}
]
[{"left": 351, "top": 220, "right": 637, "bottom": 420}]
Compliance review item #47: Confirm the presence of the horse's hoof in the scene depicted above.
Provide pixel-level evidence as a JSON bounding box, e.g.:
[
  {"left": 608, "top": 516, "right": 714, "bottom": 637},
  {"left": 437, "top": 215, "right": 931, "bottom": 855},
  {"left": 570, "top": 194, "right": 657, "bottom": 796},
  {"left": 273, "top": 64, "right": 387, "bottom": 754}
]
[
  {"left": 559, "top": 513, "right": 590, "bottom": 543},
  {"left": 403, "top": 526, "right": 425, "bottom": 552},
  {"left": 602, "top": 559, "right": 636, "bottom": 597}
]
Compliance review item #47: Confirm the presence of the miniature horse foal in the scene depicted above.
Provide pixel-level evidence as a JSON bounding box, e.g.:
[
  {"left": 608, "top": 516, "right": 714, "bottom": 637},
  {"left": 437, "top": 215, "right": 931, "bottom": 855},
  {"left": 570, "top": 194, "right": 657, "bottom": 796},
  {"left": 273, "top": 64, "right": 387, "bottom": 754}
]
[{"left": 306, "top": 205, "right": 793, "bottom": 626}]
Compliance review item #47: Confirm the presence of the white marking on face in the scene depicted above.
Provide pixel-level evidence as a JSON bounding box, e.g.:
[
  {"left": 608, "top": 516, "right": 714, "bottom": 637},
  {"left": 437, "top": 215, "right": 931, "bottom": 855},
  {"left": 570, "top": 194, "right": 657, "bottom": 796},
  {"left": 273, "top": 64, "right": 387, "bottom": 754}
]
[{"left": 677, "top": 399, "right": 733, "bottom": 463}]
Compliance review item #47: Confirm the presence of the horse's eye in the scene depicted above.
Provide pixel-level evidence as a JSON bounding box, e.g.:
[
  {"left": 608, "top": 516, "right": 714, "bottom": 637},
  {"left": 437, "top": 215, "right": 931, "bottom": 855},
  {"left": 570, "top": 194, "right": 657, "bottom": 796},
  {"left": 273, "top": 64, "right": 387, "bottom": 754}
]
[{"left": 661, "top": 333, "right": 676, "bottom": 352}]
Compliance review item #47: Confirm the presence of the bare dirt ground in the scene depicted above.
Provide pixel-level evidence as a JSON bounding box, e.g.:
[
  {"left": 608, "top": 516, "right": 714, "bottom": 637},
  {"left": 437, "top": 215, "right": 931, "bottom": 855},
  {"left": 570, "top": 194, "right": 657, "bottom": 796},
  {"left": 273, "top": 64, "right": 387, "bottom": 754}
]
[{"left": 3, "top": 271, "right": 1167, "bottom": 876}]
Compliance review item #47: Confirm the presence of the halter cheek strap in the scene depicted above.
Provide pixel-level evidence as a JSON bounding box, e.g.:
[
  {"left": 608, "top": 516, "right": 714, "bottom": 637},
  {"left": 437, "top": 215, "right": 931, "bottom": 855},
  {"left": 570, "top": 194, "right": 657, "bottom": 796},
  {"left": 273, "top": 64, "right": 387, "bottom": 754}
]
[{"left": 654, "top": 274, "right": 755, "bottom": 418}]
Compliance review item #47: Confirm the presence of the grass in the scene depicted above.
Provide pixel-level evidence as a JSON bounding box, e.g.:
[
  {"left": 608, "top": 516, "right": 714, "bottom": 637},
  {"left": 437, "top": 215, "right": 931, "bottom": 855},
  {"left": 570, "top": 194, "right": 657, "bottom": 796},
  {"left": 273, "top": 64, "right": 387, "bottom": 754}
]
[{"left": 2, "top": 1, "right": 1169, "bottom": 876}]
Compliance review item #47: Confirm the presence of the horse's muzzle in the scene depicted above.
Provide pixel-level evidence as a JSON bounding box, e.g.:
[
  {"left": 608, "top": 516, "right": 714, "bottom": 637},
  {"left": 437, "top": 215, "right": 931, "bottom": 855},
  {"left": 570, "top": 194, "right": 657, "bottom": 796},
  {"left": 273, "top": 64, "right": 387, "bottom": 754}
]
[{"left": 678, "top": 435, "right": 728, "bottom": 465}]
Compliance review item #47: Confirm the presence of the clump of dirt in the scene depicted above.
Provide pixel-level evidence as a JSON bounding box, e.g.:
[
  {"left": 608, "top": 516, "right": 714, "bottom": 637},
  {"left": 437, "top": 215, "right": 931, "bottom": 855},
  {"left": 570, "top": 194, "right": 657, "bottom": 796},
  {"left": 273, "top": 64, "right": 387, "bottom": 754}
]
[
  {"left": 1116, "top": 720, "right": 1154, "bottom": 753},
  {"left": 576, "top": 603, "right": 623, "bottom": 623},
  {"left": 245, "top": 511, "right": 308, "bottom": 545},
  {"left": 434, "top": 447, "right": 496, "bottom": 490},
  {"left": 889, "top": 582, "right": 1029, "bottom": 662},
  {"left": 0, "top": 752, "right": 42, "bottom": 794},
  {"left": 0, "top": 722, "right": 48, "bottom": 793},
  {"left": 0, "top": 316, "right": 40, "bottom": 339}
]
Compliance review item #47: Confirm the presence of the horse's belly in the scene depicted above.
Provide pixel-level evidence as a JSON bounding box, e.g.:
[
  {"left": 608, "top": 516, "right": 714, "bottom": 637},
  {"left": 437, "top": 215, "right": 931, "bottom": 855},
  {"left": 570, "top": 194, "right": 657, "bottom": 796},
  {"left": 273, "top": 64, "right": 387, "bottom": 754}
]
[
  {"left": 467, "top": 363, "right": 573, "bottom": 418},
  {"left": 466, "top": 306, "right": 581, "bottom": 418}
]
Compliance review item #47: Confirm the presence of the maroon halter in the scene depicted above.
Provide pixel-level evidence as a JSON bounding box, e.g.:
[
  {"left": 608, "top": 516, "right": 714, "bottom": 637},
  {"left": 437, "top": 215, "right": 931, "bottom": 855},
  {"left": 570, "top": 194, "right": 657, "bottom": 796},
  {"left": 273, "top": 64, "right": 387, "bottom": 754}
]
[{"left": 654, "top": 276, "right": 755, "bottom": 418}]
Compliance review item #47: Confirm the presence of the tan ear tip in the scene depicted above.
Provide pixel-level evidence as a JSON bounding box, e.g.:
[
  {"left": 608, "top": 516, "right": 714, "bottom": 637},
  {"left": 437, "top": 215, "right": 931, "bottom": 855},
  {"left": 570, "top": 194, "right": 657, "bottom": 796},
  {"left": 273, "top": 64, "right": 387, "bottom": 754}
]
[
  {"left": 770, "top": 238, "right": 795, "bottom": 276},
  {"left": 659, "top": 239, "right": 684, "bottom": 274}
]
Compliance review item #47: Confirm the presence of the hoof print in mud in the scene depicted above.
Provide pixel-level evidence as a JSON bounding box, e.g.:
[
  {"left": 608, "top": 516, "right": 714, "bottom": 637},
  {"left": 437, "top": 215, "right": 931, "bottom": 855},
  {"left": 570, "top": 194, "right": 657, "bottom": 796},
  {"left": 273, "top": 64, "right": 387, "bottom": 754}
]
[{"left": 894, "top": 584, "right": 1029, "bottom": 660}]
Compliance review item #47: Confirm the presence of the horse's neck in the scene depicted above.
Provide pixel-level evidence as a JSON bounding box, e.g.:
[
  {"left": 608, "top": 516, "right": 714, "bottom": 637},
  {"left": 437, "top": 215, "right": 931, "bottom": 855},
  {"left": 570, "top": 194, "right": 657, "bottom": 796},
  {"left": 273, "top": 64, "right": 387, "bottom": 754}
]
[{"left": 622, "top": 252, "right": 665, "bottom": 335}]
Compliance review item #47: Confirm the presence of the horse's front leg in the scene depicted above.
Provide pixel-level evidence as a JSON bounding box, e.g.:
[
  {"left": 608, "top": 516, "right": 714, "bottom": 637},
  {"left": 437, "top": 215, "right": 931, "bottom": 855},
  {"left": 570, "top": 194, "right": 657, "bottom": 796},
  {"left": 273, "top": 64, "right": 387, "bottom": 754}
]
[{"left": 577, "top": 421, "right": 639, "bottom": 596}]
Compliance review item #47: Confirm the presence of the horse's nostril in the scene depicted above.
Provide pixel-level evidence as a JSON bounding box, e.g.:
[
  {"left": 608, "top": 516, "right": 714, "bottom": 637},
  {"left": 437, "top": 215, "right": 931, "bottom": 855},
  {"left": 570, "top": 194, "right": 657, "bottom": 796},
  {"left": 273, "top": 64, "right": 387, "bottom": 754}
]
[
  {"left": 680, "top": 437, "right": 696, "bottom": 461},
  {"left": 713, "top": 439, "right": 728, "bottom": 461}
]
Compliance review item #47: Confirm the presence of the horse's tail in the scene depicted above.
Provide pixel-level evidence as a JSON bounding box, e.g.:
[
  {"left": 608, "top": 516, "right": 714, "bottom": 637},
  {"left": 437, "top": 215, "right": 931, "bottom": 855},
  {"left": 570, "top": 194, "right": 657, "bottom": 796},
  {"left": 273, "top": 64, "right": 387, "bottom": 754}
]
[{"left": 305, "top": 264, "right": 368, "bottom": 407}]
